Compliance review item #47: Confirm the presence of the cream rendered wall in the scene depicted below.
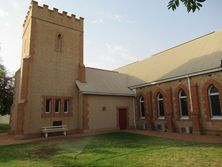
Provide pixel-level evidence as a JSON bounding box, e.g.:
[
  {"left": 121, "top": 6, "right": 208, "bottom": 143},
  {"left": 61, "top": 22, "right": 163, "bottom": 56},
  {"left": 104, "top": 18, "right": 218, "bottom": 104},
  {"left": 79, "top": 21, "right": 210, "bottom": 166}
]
[
  {"left": 21, "top": 3, "right": 83, "bottom": 134},
  {"left": 10, "top": 70, "right": 21, "bottom": 133},
  {"left": 87, "top": 95, "right": 134, "bottom": 130}
]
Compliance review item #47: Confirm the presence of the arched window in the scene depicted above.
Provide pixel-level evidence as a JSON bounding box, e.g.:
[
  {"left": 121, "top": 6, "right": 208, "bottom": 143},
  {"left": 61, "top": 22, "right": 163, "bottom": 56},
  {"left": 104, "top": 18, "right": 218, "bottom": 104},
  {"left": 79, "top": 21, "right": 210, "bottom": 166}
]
[
  {"left": 56, "top": 34, "right": 62, "bottom": 51},
  {"left": 179, "top": 89, "right": 188, "bottom": 118},
  {"left": 157, "top": 93, "right": 164, "bottom": 118},
  {"left": 139, "top": 96, "right": 145, "bottom": 118},
  {"left": 208, "top": 85, "right": 221, "bottom": 117}
]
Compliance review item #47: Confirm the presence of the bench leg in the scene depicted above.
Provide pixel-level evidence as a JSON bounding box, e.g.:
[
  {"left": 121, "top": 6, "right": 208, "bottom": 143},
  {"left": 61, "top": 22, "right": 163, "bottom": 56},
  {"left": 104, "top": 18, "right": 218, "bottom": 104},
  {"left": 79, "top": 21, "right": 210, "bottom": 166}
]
[
  {"left": 64, "top": 131, "right": 67, "bottom": 136},
  {"left": 45, "top": 133, "right": 48, "bottom": 138}
]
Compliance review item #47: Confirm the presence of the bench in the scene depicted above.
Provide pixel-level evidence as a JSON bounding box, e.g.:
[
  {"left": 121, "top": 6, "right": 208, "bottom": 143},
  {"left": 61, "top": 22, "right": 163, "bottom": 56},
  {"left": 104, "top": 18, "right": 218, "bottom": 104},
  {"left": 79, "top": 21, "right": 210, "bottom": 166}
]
[{"left": 41, "top": 125, "right": 68, "bottom": 138}]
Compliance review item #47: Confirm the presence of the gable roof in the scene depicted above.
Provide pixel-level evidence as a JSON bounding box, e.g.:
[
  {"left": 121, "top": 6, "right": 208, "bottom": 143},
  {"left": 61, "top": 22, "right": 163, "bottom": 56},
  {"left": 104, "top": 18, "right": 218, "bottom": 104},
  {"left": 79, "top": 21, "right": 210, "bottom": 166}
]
[
  {"left": 116, "top": 30, "right": 222, "bottom": 85},
  {"left": 76, "top": 67, "right": 144, "bottom": 96}
]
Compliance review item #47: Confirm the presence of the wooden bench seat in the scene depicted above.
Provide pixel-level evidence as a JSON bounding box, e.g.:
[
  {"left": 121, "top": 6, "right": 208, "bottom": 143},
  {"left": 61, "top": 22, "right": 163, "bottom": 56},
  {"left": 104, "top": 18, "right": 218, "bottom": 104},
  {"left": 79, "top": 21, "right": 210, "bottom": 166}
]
[{"left": 41, "top": 125, "right": 68, "bottom": 138}]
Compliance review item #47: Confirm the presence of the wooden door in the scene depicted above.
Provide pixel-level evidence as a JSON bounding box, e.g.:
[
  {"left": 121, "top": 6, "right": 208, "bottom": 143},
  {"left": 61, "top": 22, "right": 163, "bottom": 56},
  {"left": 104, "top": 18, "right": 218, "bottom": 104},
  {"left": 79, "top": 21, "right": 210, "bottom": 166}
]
[{"left": 119, "top": 108, "right": 127, "bottom": 130}]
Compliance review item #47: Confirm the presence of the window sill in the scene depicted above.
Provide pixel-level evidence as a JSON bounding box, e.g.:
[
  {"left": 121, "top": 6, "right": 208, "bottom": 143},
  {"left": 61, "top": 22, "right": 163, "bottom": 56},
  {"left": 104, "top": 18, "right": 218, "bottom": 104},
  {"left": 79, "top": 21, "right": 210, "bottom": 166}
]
[
  {"left": 158, "top": 117, "right": 165, "bottom": 120},
  {"left": 140, "top": 117, "right": 145, "bottom": 120},
  {"left": 42, "top": 112, "right": 72, "bottom": 118},
  {"left": 211, "top": 116, "right": 222, "bottom": 120},
  {"left": 180, "top": 116, "right": 189, "bottom": 120}
]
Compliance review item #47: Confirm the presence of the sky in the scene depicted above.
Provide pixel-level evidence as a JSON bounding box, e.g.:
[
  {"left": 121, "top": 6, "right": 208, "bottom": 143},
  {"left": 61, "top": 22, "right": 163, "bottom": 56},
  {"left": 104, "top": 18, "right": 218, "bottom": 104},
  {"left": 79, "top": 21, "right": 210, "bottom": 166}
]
[{"left": 0, "top": 0, "right": 222, "bottom": 74}]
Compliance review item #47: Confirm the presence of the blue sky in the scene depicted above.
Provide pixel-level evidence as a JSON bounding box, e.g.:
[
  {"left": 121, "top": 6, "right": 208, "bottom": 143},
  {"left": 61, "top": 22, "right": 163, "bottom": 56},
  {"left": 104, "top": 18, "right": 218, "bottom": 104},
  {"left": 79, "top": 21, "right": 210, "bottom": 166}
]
[{"left": 0, "top": 0, "right": 222, "bottom": 73}]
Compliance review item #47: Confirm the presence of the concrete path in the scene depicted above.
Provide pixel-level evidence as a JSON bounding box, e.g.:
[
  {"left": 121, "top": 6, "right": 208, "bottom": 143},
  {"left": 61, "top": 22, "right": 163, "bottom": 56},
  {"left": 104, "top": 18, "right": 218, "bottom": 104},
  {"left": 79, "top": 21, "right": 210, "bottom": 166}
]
[
  {"left": 126, "top": 130, "right": 222, "bottom": 144},
  {"left": 0, "top": 130, "right": 222, "bottom": 146}
]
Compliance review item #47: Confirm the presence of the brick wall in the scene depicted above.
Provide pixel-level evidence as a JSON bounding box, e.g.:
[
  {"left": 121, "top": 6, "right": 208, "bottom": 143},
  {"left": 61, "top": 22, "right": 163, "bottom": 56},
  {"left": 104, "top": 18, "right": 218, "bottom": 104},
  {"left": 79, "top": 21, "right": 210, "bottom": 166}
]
[{"left": 135, "top": 71, "right": 222, "bottom": 135}]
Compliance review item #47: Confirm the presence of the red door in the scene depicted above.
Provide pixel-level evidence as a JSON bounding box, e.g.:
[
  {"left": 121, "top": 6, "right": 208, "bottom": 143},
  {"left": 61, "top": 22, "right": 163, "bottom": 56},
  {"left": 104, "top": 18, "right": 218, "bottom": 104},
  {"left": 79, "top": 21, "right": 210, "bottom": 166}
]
[{"left": 119, "top": 109, "right": 127, "bottom": 130}]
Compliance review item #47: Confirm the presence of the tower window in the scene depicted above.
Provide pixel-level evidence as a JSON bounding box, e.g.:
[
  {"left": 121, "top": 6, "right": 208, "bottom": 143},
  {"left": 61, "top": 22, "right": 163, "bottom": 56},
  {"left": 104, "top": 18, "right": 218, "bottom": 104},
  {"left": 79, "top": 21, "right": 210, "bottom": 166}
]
[
  {"left": 56, "top": 34, "right": 62, "bottom": 52},
  {"left": 55, "top": 99, "right": 61, "bottom": 113},
  {"left": 45, "top": 99, "right": 51, "bottom": 113},
  {"left": 64, "top": 99, "right": 69, "bottom": 113}
]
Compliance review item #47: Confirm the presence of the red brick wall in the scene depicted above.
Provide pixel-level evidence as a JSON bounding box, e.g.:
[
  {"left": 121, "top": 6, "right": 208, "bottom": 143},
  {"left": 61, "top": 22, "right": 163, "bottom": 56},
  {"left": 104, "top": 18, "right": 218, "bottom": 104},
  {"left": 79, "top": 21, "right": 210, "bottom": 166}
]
[{"left": 135, "top": 71, "right": 222, "bottom": 135}]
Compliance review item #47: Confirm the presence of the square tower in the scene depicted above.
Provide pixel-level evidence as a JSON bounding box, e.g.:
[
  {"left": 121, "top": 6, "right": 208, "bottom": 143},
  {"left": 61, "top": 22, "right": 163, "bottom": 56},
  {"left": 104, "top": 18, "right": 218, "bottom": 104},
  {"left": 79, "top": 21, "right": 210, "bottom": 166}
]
[{"left": 10, "top": 1, "right": 85, "bottom": 137}]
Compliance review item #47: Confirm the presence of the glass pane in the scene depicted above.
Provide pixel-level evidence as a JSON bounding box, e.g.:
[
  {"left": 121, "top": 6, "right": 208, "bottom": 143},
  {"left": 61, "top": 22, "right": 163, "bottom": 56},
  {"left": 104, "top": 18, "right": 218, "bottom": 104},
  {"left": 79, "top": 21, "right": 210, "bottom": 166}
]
[
  {"left": 56, "top": 34, "right": 62, "bottom": 50},
  {"left": 180, "top": 90, "right": 186, "bottom": 97},
  {"left": 210, "top": 95, "right": 221, "bottom": 116},
  {"left": 158, "top": 93, "right": 163, "bottom": 99},
  {"left": 159, "top": 100, "right": 165, "bottom": 117},
  {"left": 141, "top": 102, "right": 145, "bottom": 117},
  {"left": 45, "top": 99, "right": 51, "bottom": 113},
  {"left": 55, "top": 99, "right": 61, "bottom": 113},
  {"left": 140, "top": 96, "right": 144, "bottom": 102},
  {"left": 180, "top": 98, "right": 188, "bottom": 116},
  {"left": 210, "top": 86, "right": 218, "bottom": 94},
  {"left": 64, "top": 100, "right": 69, "bottom": 113}
]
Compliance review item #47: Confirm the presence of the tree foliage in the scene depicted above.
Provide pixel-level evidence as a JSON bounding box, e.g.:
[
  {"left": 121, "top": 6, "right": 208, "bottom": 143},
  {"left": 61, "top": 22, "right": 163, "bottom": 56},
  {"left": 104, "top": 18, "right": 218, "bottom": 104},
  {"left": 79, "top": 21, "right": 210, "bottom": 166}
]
[
  {"left": 168, "top": 0, "right": 206, "bottom": 12},
  {"left": 0, "top": 64, "right": 14, "bottom": 115}
]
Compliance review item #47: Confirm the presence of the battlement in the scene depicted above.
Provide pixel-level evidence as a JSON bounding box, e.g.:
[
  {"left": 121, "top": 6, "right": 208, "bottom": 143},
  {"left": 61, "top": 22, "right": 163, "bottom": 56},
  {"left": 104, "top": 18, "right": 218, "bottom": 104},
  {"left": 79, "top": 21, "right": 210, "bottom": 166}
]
[{"left": 23, "top": 0, "right": 84, "bottom": 31}]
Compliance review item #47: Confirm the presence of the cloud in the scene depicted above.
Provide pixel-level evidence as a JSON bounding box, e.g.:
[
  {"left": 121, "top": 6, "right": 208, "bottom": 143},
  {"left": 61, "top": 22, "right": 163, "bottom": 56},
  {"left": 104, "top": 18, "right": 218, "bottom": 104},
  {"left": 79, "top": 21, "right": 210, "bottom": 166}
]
[
  {"left": 91, "top": 18, "right": 104, "bottom": 24},
  {"left": 0, "top": 9, "right": 9, "bottom": 17},
  {"left": 90, "top": 12, "right": 135, "bottom": 25},
  {"left": 105, "top": 43, "right": 136, "bottom": 61},
  {"left": 109, "top": 14, "right": 124, "bottom": 23},
  {"left": 86, "top": 43, "right": 137, "bottom": 70},
  {"left": 109, "top": 14, "right": 135, "bottom": 24}
]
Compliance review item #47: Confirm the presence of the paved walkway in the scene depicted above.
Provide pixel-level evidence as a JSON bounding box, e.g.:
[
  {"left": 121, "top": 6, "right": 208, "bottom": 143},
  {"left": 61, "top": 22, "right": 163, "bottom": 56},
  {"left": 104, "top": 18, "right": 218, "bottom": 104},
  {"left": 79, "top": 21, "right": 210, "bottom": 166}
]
[
  {"left": 126, "top": 130, "right": 222, "bottom": 144},
  {"left": 0, "top": 130, "right": 222, "bottom": 146}
]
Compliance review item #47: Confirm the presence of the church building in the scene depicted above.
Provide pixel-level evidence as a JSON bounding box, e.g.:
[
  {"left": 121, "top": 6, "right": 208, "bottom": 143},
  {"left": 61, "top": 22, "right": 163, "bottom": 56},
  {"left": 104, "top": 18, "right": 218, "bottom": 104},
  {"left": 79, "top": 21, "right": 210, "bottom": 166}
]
[{"left": 10, "top": 1, "right": 222, "bottom": 138}]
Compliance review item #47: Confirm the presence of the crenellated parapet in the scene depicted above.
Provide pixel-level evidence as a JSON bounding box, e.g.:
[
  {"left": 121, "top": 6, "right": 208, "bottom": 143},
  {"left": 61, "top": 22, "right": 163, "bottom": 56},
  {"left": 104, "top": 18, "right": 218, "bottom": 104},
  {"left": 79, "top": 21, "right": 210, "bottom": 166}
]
[{"left": 23, "top": 0, "right": 84, "bottom": 31}]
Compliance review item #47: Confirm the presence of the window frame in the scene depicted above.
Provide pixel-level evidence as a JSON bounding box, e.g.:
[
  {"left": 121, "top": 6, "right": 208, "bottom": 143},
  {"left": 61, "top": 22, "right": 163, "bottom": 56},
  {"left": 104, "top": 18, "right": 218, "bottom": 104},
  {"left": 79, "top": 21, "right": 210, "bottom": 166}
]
[
  {"left": 64, "top": 99, "right": 69, "bottom": 114},
  {"left": 178, "top": 89, "right": 189, "bottom": 119},
  {"left": 55, "top": 99, "right": 61, "bottom": 113},
  {"left": 157, "top": 93, "right": 165, "bottom": 119},
  {"left": 55, "top": 33, "right": 62, "bottom": 52},
  {"left": 45, "top": 98, "right": 52, "bottom": 114},
  {"left": 208, "top": 85, "right": 222, "bottom": 119},
  {"left": 139, "top": 96, "right": 145, "bottom": 119}
]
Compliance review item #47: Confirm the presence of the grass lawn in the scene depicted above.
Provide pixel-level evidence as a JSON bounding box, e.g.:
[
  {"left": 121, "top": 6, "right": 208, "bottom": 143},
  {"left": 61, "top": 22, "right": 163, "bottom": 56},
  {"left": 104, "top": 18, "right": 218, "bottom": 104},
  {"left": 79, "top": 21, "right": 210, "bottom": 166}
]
[
  {"left": 0, "top": 132, "right": 222, "bottom": 167},
  {"left": 0, "top": 123, "right": 10, "bottom": 133}
]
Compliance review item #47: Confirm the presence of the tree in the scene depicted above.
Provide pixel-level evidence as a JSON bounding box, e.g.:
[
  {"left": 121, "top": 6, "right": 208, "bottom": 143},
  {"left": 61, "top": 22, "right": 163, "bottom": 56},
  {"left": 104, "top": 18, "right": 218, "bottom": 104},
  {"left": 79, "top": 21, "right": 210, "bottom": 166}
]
[
  {"left": 0, "top": 62, "right": 14, "bottom": 116},
  {"left": 168, "top": 0, "right": 206, "bottom": 12}
]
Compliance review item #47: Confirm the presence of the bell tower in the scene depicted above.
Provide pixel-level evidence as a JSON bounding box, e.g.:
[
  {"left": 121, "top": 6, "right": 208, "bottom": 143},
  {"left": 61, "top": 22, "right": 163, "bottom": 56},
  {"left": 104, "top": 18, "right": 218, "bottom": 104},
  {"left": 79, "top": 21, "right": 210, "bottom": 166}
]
[{"left": 10, "top": 0, "right": 85, "bottom": 137}]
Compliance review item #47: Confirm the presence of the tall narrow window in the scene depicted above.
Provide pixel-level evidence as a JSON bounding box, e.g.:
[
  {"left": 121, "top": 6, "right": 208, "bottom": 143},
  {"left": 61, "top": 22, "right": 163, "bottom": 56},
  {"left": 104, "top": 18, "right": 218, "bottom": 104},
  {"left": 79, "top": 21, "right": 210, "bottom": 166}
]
[
  {"left": 45, "top": 99, "right": 51, "bottom": 113},
  {"left": 179, "top": 90, "right": 188, "bottom": 118},
  {"left": 139, "top": 96, "right": 145, "bottom": 118},
  {"left": 208, "top": 85, "right": 221, "bottom": 117},
  {"left": 157, "top": 93, "right": 165, "bottom": 118},
  {"left": 64, "top": 99, "right": 69, "bottom": 113},
  {"left": 55, "top": 99, "right": 61, "bottom": 113},
  {"left": 56, "top": 34, "right": 62, "bottom": 51}
]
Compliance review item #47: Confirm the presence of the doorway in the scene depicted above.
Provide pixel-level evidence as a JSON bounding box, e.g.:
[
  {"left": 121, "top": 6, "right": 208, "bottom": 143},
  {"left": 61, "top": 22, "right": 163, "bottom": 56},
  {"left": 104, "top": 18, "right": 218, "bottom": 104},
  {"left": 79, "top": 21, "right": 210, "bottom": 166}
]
[{"left": 118, "top": 108, "right": 128, "bottom": 130}]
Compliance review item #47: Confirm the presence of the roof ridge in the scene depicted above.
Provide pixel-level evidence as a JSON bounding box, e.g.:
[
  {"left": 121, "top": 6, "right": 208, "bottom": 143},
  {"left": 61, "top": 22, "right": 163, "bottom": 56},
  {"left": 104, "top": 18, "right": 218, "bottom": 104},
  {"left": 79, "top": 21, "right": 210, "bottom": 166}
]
[{"left": 148, "top": 31, "right": 215, "bottom": 58}]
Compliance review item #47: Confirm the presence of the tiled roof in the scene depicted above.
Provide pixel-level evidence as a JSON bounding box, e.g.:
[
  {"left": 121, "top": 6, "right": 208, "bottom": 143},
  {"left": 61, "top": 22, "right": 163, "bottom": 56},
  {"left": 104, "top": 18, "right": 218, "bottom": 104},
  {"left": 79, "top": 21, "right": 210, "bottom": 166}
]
[{"left": 76, "top": 67, "right": 144, "bottom": 96}]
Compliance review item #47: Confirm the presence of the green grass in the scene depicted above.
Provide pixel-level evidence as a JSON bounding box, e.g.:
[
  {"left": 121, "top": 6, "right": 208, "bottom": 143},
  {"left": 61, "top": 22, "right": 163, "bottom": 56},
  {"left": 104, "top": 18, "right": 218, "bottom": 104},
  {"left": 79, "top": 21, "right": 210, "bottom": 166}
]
[
  {"left": 0, "top": 132, "right": 222, "bottom": 167},
  {"left": 0, "top": 123, "right": 10, "bottom": 133}
]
